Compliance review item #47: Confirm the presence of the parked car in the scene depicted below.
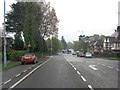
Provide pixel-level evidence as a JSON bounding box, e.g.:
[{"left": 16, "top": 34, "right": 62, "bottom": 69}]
[
  {"left": 72, "top": 53, "right": 76, "bottom": 55},
  {"left": 85, "top": 52, "right": 92, "bottom": 58},
  {"left": 21, "top": 53, "right": 38, "bottom": 65},
  {"left": 77, "top": 52, "right": 85, "bottom": 57}
]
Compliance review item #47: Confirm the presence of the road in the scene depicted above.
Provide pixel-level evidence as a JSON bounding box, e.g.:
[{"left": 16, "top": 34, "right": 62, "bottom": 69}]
[{"left": 2, "top": 54, "right": 120, "bottom": 89}]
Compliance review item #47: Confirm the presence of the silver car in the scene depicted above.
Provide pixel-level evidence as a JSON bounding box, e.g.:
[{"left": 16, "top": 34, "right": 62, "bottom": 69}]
[{"left": 85, "top": 52, "right": 92, "bottom": 58}]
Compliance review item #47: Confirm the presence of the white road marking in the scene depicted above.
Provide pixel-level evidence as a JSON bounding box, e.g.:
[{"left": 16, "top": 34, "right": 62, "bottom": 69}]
[
  {"left": 89, "top": 65, "right": 98, "bottom": 71},
  {"left": 74, "top": 67, "right": 77, "bottom": 70},
  {"left": 81, "top": 76, "right": 86, "bottom": 81},
  {"left": 102, "top": 64, "right": 105, "bottom": 66},
  {"left": 77, "top": 71, "right": 81, "bottom": 75},
  {"left": 8, "top": 58, "right": 52, "bottom": 89},
  {"left": 28, "top": 67, "right": 31, "bottom": 69},
  {"left": 72, "top": 65, "right": 74, "bottom": 68},
  {"left": 0, "top": 82, "right": 2, "bottom": 85},
  {"left": 108, "top": 66, "right": 113, "bottom": 69},
  {"left": 88, "top": 85, "right": 94, "bottom": 90},
  {"left": 23, "top": 70, "right": 27, "bottom": 73},
  {"left": 116, "top": 69, "right": 120, "bottom": 71},
  {"left": 16, "top": 73, "right": 21, "bottom": 77},
  {"left": 4, "top": 79, "right": 11, "bottom": 85},
  {"left": 97, "top": 63, "right": 100, "bottom": 64}
]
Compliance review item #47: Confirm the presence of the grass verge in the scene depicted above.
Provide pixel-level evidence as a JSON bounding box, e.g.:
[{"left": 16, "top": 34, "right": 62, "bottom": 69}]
[
  {"left": 94, "top": 57, "right": 120, "bottom": 60},
  {"left": 1, "top": 61, "right": 21, "bottom": 71}
]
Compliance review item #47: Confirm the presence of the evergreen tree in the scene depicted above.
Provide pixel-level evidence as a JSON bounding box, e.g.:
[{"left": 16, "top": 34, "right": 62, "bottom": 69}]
[{"left": 61, "top": 36, "right": 67, "bottom": 49}]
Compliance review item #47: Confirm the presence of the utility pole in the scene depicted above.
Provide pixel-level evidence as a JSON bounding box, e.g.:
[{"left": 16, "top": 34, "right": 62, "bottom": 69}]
[{"left": 4, "top": 0, "right": 7, "bottom": 67}]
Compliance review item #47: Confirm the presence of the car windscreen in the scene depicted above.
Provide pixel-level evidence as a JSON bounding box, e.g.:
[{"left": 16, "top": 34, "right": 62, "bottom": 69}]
[{"left": 86, "top": 52, "right": 91, "bottom": 55}]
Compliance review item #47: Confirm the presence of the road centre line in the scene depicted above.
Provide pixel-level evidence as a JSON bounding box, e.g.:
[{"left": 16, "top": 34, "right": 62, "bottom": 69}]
[
  {"left": 81, "top": 76, "right": 86, "bottom": 81},
  {"left": 4, "top": 79, "right": 11, "bottom": 85},
  {"left": 116, "top": 69, "right": 120, "bottom": 71},
  {"left": 8, "top": 57, "right": 52, "bottom": 89},
  {"left": 89, "top": 65, "right": 98, "bottom": 71},
  {"left": 74, "top": 67, "right": 77, "bottom": 70},
  {"left": 88, "top": 85, "right": 94, "bottom": 90},
  {"left": 102, "top": 64, "right": 105, "bottom": 66},
  {"left": 107, "top": 66, "right": 113, "bottom": 69},
  {"left": 77, "top": 71, "right": 81, "bottom": 75}
]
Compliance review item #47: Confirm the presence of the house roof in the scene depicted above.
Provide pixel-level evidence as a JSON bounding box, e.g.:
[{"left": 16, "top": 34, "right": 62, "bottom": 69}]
[
  {"left": 94, "top": 39, "right": 103, "bottom": 46},
  {"left": 111, "top": 30, "right": 119, "bottom": 38}
]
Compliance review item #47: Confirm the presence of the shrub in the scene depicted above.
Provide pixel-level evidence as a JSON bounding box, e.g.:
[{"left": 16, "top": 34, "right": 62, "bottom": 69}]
[
  {"left": 11, "top": 50, "right": 27, "bottom": 56},
  {"left": 10, "top": 50, "right": 27, "bottom": 61}
]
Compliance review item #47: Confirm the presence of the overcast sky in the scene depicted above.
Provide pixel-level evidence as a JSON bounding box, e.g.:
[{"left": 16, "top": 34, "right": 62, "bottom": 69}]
[{"left": 0, "top": 0, "right": 120, "bottom": 42}]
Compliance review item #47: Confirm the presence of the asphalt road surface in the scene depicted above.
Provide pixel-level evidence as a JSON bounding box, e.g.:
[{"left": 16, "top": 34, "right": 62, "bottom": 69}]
[{"left": 2, "top": 54, "right": 120, "bottom": 89}]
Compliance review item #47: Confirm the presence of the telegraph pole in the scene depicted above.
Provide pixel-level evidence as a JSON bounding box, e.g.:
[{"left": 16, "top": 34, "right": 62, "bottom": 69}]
[{"left": 4, "top": 0, "right": 7, "bottom": 67}]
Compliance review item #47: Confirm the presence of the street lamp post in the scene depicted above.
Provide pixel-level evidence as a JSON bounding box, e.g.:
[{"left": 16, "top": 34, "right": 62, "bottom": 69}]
[{"left": 4, "top": 0, "right": 7, "bottom": 67}]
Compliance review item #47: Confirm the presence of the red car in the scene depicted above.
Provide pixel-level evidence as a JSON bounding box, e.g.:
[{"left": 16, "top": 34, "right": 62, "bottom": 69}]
[
  {"left": 77, "top": 52, "right": 85, "bottom": 57},
  {"left": 21, "top": 53, "right": 38, "bottom": 65}
]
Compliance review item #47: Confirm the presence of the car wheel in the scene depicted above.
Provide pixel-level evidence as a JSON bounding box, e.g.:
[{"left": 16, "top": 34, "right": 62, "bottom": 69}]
[{"left": 33, "top": 60, "right": 36, "bottom": 64}]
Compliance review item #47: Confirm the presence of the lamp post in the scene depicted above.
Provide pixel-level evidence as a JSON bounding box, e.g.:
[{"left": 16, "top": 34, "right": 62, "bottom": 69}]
[{"left": 4, "top": 0, "right": 7, "bottom": 67}]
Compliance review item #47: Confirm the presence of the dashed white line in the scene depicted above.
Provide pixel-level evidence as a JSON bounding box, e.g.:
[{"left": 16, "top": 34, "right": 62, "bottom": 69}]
[
  {"left": 74, "top": 67, "right": 77, "bottom": 70},
  {"left": 116, "top": 69, "right": 120, "bottom": 71},
  {"left": 23, "top": 70, "right": 27, "bottom": 73},
  {"left": 107, "top": 66, "right": 113, "bottom": 69},
  {"left": 88, "top": 85, "right": 94, "bottom": 90},
  {"left": 89, "top": 65, "right": 98, "bottom": 71},
  {"left": 28, "top": 67, "right": 31, "bottom": 69},
  {"left": 16, "top": 73, "right": 21, "bottom": 77},
  {"left": 8, "top": 58, "right": 52, "bottom": 89},
  {"left": 81, "top": 76, "right": 86, "bottom": 81},
  {"left": 4, "top": 79, "right": 11, "bottom": 85},
  {"left": 102, "top": 64, "right": 105, "bottom": 66},
  {"left": 72, "top": 65, "right": 74, "bottom": 68},
  {"left": 77, "top": 71, "right": 81, "bottom": 75}
]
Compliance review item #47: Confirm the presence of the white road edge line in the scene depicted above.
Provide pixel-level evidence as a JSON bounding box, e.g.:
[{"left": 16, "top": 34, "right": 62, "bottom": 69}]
[
  {"left": 88, "top": 85, "right": 94, "bottom": 90},
  {"left": 4, "top": 79, "right": 11, "bottom": 85},
  {"left": 77, "top": 71, "right": 81, "bottom": 75},
  {"left": 81, "top": 76, "right": 86, "bottom": 81},
  {"left": 108, "top": 66, "right": 113, "bottom": 69},
  {"left": 8, "top": 57, "right": 52, "bottom": 89}
]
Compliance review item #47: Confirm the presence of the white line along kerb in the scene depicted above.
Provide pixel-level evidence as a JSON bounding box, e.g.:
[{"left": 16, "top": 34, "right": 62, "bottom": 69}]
[
  {"left": 88, "top": 85, "right": 94, "bottom": 90},
  {"left": 8, "top": 57, "right": 52, "bottom": 89}
]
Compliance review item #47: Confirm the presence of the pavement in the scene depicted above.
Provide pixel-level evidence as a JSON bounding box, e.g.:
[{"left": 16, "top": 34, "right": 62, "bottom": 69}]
[{"left": 1, "top": 54, "right": 120, "bottom": 89}]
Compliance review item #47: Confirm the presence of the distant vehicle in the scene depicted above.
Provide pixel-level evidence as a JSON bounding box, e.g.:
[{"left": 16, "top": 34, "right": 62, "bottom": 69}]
[
  {"left": 72, "top": 52, "right": 76, "bottom": 55},
  {"left": 77, "top": 52, "right": 85, "bottom": 57},
  {"left": 85, "top": 52, "right": 92, "bottom": 58},
  {"left": 21, "top": 53, "right": 38, "bottom": 65}
]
